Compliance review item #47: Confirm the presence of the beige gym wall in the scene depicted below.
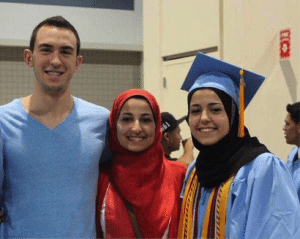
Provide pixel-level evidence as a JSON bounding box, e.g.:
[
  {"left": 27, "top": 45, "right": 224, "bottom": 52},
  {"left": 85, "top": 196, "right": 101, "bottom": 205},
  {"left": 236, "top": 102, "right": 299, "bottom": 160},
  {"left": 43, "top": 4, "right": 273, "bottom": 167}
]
[{"left": 143, "top": 0, "right": 299, "bottom": 160}]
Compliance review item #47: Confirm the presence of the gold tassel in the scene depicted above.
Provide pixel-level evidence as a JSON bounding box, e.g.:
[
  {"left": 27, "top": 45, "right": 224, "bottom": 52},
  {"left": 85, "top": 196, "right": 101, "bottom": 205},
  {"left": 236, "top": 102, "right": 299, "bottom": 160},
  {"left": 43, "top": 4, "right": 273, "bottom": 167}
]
[{"left": 238, "top": 69, "right": 245, "bottom": 137}]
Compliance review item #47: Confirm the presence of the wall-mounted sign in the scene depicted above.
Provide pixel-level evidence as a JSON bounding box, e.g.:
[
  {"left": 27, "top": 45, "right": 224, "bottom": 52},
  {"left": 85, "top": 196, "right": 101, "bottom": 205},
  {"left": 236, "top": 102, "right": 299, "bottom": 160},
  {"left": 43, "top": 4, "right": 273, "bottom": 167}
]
[{"left": 280, "top": 29, "right": 291, "bottom": 59}]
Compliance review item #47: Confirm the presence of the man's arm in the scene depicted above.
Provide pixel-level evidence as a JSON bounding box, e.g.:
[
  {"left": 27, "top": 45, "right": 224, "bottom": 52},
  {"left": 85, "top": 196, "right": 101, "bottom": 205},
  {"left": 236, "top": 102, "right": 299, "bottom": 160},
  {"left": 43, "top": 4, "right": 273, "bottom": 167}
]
[{"left": 178, "top": 138, "right": 194, "bottom": 166}]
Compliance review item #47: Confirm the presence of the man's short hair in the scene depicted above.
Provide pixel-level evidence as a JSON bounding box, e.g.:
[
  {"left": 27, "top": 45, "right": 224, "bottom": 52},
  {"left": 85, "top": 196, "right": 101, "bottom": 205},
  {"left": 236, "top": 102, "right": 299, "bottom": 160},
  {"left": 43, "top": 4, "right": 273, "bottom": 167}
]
[
  {"left": 29, "top": 16, "right": 81, "bottom": 56},
  {"left": 161, "top": 112, "right": 186, "bottom": 133},
  {"left": 287, "top": 102, "right": 300, "bottom": 124}
]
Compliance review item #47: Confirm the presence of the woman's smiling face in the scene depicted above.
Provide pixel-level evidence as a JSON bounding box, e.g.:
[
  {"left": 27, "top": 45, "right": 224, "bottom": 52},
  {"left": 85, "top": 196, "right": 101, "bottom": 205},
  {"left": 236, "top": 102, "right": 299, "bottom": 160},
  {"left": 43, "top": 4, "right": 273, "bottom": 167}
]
[
  {"left": 117, "top": 97, "right": 156, "bottom": 152},
  {"left": 188, "top": 89, "right": 230, "bottom": 146}
]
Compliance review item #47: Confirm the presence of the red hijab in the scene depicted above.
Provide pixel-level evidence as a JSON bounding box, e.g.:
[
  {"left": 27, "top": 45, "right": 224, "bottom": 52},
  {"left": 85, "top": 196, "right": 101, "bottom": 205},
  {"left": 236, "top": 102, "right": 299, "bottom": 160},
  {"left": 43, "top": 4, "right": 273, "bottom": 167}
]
[
  {"left": 103, "top": 89, "right": 185, "bottom": 238},
  {"left": 109, "top": 89, "right": 164, "bottom": 207}
]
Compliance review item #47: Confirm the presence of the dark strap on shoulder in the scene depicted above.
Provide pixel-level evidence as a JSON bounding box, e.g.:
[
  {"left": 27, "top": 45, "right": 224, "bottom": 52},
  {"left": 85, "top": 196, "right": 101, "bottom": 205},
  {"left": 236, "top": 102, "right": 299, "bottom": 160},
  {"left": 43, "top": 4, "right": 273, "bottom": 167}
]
[
  {"left": 294, "top": 151, "right": 299, "bottom": 162},
  {"left": 125, "top": 202, "right": 143, "bottom": 238}
]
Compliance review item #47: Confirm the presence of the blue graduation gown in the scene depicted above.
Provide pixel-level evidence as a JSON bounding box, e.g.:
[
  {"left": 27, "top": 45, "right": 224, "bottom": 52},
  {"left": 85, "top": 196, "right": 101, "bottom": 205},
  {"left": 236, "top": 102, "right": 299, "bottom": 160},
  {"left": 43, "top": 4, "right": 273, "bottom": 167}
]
[
  {"left": 181, "top": 152, "right": 300, "bottom": 238},
  {"left": 286, "top": 147, "right": 300, "bottom": 200}
]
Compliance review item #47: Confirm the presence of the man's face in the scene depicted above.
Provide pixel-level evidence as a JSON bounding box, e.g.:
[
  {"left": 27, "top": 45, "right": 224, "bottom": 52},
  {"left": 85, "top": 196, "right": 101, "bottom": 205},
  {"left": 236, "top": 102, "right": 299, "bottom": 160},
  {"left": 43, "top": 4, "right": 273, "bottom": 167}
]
[
  {"left": 24, "top": 25, "right": 82, "bottom": 95},
  {"left": 167, "top": 126, "right": 182, "bottom": 152},
  {"left": 283, "top": 113, "right": 300, "bottom": 146}
]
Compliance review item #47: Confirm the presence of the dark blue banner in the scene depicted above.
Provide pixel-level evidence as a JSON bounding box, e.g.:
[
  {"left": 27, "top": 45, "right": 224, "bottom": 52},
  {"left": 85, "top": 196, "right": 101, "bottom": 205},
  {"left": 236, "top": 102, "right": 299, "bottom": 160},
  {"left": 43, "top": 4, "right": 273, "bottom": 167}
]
[{"left": 0, "top": 0, "right": 134, "bottom": 10}]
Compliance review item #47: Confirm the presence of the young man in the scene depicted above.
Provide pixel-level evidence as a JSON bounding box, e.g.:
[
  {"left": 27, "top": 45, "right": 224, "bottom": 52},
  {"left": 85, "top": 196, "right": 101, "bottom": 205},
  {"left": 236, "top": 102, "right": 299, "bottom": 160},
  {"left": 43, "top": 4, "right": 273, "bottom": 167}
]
[
  {"left": 0, "top": 16, "right": 110, "bottom": 238},
  {"left": 161, "top": 112, "right": 194, "bottom": 165},
  {"left": 283, "top": 102, "right": 300, "bottom": 198}
]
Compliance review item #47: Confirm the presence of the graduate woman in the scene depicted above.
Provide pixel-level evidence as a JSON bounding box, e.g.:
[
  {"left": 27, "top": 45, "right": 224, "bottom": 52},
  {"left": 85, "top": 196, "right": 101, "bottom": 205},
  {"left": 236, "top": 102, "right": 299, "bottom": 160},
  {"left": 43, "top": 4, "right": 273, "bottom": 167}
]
[
  {"left": 96, "top": 89, "right": 187, "bottom": 238},
  {"left": 178, "top": 53, "right": 300, "bottom": 238}
]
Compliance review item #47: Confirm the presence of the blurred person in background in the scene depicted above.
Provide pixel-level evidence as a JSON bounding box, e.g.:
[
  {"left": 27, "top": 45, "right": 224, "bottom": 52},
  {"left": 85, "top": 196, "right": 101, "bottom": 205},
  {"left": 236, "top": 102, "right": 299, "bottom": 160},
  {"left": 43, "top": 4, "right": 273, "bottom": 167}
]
[
  {"left": 284, "top": 102, "right": 300, "bottom": 199},
  {"left": 161, "top": 112, "right": 194, "bottom": 165}
]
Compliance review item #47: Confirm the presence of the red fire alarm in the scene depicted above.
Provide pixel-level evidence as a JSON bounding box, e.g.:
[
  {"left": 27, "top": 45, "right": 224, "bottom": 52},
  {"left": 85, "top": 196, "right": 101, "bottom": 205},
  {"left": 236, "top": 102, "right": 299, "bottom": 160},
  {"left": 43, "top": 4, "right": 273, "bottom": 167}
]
[{"left": 280, "top": 29, "right": 291, "bottom": 59}]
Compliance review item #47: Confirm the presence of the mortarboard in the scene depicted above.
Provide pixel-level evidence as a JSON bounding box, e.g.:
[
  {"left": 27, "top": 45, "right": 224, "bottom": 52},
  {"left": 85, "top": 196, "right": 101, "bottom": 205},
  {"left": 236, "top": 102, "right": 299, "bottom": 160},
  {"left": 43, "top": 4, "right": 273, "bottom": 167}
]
[
  {"left": 181, "top": 52, "right": 265, "bottom": 108},
  {"left": 181, "top": 52, "right": 266, "bottom": 137}
]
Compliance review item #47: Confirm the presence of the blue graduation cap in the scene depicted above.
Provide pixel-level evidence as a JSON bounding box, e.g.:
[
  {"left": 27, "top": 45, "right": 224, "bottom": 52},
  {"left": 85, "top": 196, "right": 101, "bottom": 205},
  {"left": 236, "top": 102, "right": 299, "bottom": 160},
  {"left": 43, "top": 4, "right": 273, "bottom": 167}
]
[
  {"left": 181, "top": 52, "right": 266, "bottom": 137},
  {"left": 181, "top": 52, "right": 266, "bottom": 109}
]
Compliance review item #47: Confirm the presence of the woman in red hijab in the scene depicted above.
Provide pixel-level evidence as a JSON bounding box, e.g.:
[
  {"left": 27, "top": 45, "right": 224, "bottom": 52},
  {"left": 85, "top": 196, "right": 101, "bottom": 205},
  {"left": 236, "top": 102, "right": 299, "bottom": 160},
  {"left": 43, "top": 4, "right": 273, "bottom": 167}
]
[{"left": 96, "top": 89, "right": 187, "bottom": 238}]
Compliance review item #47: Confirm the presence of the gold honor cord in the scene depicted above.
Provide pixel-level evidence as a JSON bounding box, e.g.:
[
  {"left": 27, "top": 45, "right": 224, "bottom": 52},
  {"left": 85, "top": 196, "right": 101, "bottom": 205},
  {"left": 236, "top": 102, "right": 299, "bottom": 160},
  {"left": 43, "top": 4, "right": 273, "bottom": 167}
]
[
  {"left": 178, "top": 168, "right": 198, "bottom": 239},
  {"left": 201, "top": 176, "right": 234, "bottom": 239},
  {"left": 201, "top": 187, "right": 218, "bottom": 238},
  {"left": 215, "top": 176, "right": 234, "bottom": 239},
  {"left": 238, "top": 69, "right": 245, "bottom": 138},
  {"left": 179, "top": 169, "right": 235, "bottom": 239}
]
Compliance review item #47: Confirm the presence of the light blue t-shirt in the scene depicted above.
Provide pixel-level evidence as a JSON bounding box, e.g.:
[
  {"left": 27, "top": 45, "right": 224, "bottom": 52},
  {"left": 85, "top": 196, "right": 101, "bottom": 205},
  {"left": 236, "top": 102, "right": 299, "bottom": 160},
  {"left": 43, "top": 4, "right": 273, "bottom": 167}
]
[
  {"left": 0, "top": 97, "right": 110, "bottom": 238},
  {"left": 181, "top": 153, "right": 300, "bottom": 238}
]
